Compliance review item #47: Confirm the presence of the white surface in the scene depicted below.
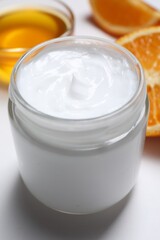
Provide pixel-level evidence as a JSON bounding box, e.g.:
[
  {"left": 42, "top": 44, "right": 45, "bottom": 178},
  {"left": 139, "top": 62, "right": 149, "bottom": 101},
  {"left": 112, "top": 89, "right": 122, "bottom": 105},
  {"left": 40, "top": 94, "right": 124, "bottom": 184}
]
[{"left": 0, "top": 0, "right": 160, "bottom": 239}]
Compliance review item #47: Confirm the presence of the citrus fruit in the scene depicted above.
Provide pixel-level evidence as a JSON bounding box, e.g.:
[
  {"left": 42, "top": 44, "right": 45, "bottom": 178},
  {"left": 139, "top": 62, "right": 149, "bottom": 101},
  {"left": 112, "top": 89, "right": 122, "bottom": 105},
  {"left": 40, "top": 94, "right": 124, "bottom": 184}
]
[
  {"left": 90, "top": 0, "right": 160, "bottom": 36},
  {"left": 117, "top": 26, "right": 160, "bottom": 136}
]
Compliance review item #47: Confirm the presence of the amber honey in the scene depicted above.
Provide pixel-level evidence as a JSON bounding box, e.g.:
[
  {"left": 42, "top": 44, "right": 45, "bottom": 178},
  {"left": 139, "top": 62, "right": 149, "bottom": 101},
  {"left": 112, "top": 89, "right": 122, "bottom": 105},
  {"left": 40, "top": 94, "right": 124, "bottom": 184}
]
[{"left": 0, "top": 8, "right": 72, "bottom": 84}]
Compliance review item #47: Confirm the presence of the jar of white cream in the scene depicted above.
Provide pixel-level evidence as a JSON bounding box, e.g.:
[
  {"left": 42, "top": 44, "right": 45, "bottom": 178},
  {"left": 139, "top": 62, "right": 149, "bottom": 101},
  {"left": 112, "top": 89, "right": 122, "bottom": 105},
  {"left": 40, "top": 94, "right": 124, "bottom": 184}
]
[{"left": 8, "top": 36, "right": 149, "bottom": 214}]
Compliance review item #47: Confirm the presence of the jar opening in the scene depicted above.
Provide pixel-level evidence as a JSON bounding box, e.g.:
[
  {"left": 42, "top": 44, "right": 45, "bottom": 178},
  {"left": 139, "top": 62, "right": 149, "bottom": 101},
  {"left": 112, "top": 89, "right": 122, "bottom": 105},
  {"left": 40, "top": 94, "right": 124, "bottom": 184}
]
[{"left": 10, "top": 36, "right": 146, "bottom": 125}]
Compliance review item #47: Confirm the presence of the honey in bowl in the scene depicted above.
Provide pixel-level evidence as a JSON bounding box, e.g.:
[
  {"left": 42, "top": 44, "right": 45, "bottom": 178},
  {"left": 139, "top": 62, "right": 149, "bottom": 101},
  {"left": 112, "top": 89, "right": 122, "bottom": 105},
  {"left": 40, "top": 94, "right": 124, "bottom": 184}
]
[{"left": 0, "top": 8, "right": 73, "bottom": 84}]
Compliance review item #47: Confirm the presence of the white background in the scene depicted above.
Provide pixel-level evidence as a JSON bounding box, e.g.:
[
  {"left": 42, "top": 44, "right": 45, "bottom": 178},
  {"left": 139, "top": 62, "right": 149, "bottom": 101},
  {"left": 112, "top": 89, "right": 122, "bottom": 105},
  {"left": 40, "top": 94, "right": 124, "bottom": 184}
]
[{"left": 0, "top": 0, "right": 160, "bottom": 239}]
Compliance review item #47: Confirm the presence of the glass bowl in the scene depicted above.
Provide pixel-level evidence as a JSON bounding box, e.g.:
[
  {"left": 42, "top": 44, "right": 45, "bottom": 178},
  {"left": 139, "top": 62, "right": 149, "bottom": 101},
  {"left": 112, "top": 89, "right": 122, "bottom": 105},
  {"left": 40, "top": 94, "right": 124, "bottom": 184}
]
[{"left": 0, "top": 0, "right": 74, "bottom": 85}]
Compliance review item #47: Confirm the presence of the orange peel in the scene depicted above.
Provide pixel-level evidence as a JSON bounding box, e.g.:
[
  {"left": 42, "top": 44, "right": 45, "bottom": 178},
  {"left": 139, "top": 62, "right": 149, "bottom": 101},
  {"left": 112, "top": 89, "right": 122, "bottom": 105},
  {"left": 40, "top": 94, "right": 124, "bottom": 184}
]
[
  {"left": 90, "top": 0, "right": 160, "bottom": 36},
  {"left": 117, "top": 26, "right": 160, "bottom": 136}
]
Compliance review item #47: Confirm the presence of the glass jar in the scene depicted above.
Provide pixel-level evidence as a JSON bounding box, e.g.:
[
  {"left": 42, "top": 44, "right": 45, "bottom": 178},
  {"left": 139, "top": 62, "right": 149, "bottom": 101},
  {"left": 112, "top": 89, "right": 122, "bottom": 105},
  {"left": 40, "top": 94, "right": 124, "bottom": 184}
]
[
  {"left": 8, "top": 37, "right": 149, "bottom": 214},
  {"left": 0, "top": 0, "right": 74, "bottom": 84}
]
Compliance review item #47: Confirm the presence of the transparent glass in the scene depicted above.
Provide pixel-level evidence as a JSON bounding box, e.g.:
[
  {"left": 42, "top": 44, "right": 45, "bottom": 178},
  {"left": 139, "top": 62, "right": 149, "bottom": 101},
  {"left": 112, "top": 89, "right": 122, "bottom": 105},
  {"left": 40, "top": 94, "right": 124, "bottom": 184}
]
[
  {"left": 0, "top": 0, "right": 74, "bottom": 84},
  {"left": 9, "top": 37, "right": 149, "bottom": 214}
]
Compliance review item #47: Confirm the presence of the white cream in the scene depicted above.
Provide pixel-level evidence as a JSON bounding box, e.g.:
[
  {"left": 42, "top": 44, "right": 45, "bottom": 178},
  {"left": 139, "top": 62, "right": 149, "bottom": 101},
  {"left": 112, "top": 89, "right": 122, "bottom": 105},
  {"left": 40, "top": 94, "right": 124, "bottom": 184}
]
[{"left": 17, "top": 45, "right": 138, "bottom": 119}]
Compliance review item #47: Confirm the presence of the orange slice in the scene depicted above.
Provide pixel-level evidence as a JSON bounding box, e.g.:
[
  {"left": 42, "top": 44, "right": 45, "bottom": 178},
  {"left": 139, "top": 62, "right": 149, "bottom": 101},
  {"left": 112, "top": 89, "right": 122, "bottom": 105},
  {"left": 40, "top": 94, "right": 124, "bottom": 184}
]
[
  {"left": 90, "top": 0, "right": 160, "bottom": 36},
  {"left": 117, "top": 26, "right": 160, "bottom": 136}
]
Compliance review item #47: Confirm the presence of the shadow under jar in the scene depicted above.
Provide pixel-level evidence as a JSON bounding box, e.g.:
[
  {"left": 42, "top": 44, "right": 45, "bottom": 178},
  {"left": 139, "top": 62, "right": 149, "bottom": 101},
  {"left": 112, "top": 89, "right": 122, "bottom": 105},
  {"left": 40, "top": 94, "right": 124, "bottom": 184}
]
[{"left": 8, "top": 37, "right": 149, "bottom": 214}]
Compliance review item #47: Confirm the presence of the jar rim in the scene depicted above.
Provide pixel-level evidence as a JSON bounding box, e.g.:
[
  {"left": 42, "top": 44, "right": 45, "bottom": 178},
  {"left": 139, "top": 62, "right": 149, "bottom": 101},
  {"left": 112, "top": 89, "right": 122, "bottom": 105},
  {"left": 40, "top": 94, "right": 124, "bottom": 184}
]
[{"left": 10, "top": 36, "right": 146, "bottom": 127}]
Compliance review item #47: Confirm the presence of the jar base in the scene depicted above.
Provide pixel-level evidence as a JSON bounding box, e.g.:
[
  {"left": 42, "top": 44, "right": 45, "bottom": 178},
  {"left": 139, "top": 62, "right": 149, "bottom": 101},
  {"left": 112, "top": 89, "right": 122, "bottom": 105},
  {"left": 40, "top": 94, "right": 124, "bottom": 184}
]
[{"left": 21, "top": 175, "right": 134, "bottom": 215}]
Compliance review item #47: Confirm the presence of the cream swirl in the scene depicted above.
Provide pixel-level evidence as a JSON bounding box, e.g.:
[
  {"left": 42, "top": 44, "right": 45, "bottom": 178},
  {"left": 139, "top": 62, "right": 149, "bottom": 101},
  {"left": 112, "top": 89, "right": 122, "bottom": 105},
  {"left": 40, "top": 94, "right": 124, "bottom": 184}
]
[{"left": 17, "top": 45, "right": 138, "bottom": 119}]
